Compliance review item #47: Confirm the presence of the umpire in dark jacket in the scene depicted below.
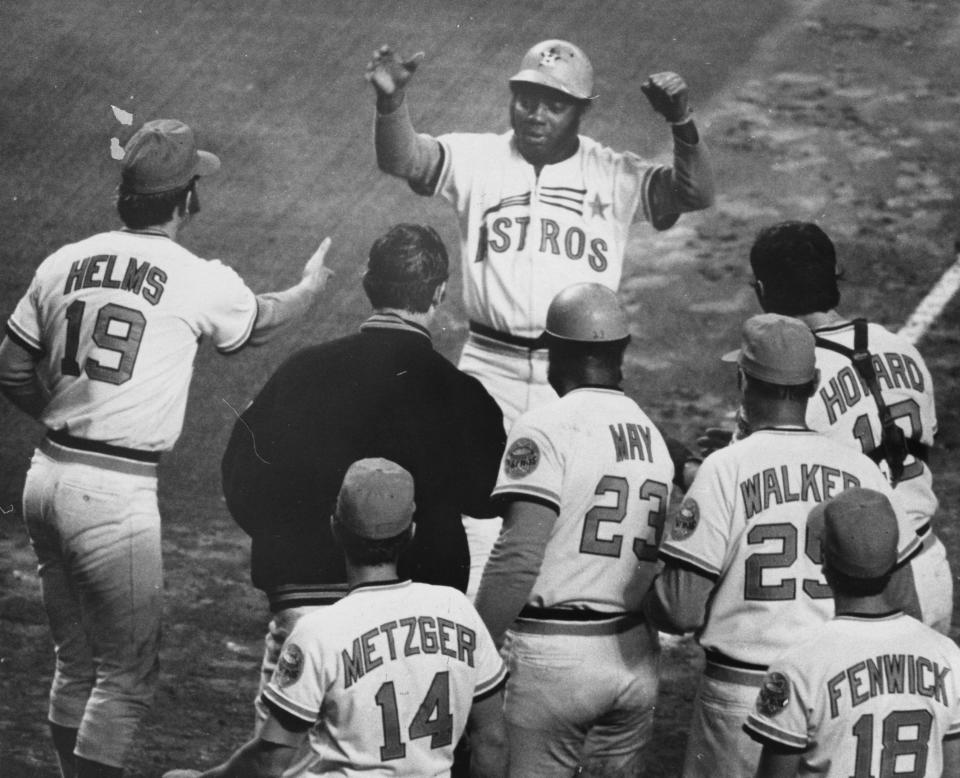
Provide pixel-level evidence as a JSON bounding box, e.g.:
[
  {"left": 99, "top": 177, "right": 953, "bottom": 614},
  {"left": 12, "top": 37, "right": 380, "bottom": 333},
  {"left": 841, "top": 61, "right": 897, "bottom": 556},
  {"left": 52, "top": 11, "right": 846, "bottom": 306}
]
[{"left": 221, "top": 223, "right": 505, "bottom": 738}]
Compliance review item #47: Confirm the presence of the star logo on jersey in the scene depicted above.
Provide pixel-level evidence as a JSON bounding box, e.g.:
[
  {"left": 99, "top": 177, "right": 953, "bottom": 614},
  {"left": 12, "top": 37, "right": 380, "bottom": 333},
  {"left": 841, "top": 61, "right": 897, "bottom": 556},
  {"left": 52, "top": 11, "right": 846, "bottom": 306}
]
[
  {"left": 756, "top": 672, "right": 790, "bottom": 717},
  {"left": 671, "top": 499, "right": 699, "bottom": 540},
  {"left": 504, "top": 438, "right": 540, "bottom": 478},
  {"left": 589, "top": 193, "right": 609, "bottom": 219},
  {"left": 275, "top": 643, "right": 304, "bottom": 688}
]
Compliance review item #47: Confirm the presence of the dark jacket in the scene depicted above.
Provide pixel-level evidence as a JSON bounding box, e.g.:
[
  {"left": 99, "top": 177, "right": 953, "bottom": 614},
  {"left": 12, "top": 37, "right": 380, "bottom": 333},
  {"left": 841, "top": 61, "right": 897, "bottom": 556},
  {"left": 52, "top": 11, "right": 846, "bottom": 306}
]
[{"left": 221, "top": 313, "right": 505, "bottom": 609}]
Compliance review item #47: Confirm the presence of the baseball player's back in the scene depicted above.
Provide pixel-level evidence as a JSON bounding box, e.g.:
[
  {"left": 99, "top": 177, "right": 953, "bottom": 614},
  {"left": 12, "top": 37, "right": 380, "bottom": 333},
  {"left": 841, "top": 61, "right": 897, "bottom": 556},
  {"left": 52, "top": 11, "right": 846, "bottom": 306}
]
[
  {"left": 747, "top": 613, "right": 960, "bottom": 777},
  {"left": 9, "top": 229, "right": 256, "bottom": 449},
  {"left": 660, "top": 428, "right": 919, "bottom": 667},
  {"left": 494, "top": 386, "right": 674, "bottom": 611},
  {"left": 263, "top": 581, "right": 507, "bottom": 777}
]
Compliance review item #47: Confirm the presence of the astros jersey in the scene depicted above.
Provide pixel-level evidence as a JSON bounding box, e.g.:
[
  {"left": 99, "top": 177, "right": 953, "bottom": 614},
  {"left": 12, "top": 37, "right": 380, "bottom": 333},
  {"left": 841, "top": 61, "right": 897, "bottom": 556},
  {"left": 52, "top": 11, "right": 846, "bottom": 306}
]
[
  {"left": 659, "top": 428, "right": 920, "bottom": 666},
  {"left": 263, "top": 580, "right": 507, "bottom": 777},
  {"left": 745, "top": 613, "right": 960, "bottom": 777},
  {"left": 492, "top": 387, "right": 674, "bottom": 611},
  {"left": 808, "top": 321, "right": 938, "bottom": 531},
  {"left": 434, "top": 132, "right": 661, "bottom": 339},
  {"left": 6, "top": 229, "right": 257, "bottom": 450}
]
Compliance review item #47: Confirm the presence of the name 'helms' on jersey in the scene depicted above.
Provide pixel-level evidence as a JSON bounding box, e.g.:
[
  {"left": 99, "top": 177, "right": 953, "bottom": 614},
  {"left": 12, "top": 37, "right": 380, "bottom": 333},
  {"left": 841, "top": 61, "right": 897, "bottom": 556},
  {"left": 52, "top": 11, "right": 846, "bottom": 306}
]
[{"left": 63, "top": 254, "right": 167, "bottom": 305}]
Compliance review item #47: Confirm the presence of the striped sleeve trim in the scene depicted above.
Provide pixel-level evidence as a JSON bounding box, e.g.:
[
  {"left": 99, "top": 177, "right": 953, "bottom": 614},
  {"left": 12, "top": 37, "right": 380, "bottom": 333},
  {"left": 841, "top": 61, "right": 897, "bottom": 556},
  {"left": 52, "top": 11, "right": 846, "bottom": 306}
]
[
  {"left": 658, "top": 544, "right": 722, "bottom": 577},
  {"left": 474, "top": 663, "right": 508, "bottom": 701},
  {"left": 896, "top": 533, "right": 922, "bottom": 565},
  {"left": 260, "top": 685, "right": 317, "bottom": 725},
  {"left": 946, "top": 721, "right": 960, "bottom": 739},
  {"left": 744, "top": 715, "right": 808, "bottom": 750},
  {"left": 5, "top": 319, "right": 43, "bottom": 356},
  {"left": 216, "top": 294, "right": 258, "bottom": 355},
  {"left": 638, "top": 164, "right": 660, "bottom": 224},
  {"left": 491, "top": 483, "right": 560, "bottom": 510}
]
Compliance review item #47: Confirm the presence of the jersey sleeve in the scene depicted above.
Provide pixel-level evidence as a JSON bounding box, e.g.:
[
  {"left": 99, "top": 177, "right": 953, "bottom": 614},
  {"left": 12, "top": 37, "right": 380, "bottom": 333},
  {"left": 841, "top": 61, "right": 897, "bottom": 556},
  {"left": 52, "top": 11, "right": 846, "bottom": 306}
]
[
  {"left": 609, "top": 149, "right": 659, "bottom": 228},
  {"left": 491, "top": 413, "right": 563, "bottom": 510},
  {"left": 261, "top": 623, "right": 325, "bottom": 726},
  {"left": 657, "top": 454, "right": 735, "bottom": 577},
  {"left": 194, "top": 260, "right": 258, "bottom": 354},
  {"left": 463, "top": 597, "right": 508, "bottom": 699},
  {"left": 744, "top": 658, "right": 811, "bottom": 751},
  {"left": 433, "top": 133, "right": 493, "bottom": 209},
  {"left": 5, "top": 271, "right": 44, "bottom": 354}
]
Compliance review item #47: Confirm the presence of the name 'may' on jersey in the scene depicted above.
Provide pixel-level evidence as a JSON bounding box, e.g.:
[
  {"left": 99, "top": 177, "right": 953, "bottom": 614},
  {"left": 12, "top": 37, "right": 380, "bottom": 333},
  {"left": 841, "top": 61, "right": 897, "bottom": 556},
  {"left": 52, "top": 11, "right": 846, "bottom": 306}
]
[
  {"left": 809, "top": 321, "right": 938, "bottom": 530},
  {"left": 435, "top": 132, "right": 662, "bottom": 339},
  {"left": 6, "top": 230, "right": 257, "bottom": 451},
  {"left": 658, "top": 429, "right": 920, "bottom": 667},
  {"left": 262, "top": 581, "right": 506, "bottom": 777},
  {"left": 745, "top": 613, "right": 960, "bottom": 777},
  {"left": 493, "top": 387, "right": 674, "bottom": 611}
]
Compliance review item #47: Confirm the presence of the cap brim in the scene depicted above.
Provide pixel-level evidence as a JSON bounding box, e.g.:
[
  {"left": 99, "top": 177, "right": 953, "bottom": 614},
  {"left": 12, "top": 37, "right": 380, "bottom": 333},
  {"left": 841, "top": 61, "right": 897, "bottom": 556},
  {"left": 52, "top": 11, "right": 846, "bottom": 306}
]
[
  {"left": 509, "top": 70, "right": 595, "bottom": 101},
  {"left": 195, "top": 149, "right": 221, "bottom": 178},
  {"left": 720, "top": 348, "right": 741, "bottom": 364}
]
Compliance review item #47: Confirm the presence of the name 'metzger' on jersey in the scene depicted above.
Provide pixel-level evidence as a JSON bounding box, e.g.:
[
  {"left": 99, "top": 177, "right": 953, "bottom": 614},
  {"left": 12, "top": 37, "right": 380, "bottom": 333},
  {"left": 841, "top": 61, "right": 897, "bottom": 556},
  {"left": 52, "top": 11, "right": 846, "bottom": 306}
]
[
  {"left": 6, "top": 230, "right": 257, "bottom": 451},
  {"left": 658, "top": 429, "right": 920, "bottom": 667},
  {"left": 434, "top": 133, "right": 662, "bottom": 339},
  {"left": 492, "top": 387, "right": 675, "bottom": 612},
  {"left": 745, "top": 613, "right": 960, "bottom": 777},
  {"left": 262, "top": 580, "right": 506, "bottom": 777}
]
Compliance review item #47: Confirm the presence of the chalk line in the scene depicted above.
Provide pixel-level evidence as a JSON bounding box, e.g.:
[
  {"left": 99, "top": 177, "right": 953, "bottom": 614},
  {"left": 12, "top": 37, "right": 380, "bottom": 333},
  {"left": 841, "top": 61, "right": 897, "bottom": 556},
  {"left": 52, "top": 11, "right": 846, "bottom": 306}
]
[{"left": 897, "top": 251, "right": 960, "bottom": 345}]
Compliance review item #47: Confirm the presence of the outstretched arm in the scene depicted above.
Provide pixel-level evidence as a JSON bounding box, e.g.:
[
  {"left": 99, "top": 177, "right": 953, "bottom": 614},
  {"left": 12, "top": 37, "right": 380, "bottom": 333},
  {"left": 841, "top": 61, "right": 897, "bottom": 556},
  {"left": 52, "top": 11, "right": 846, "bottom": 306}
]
[
  {"left": 247, "top": 237, "right": 334, "bottom": 346},
  {"left": 640, "top": 72, "right": 715, "bottom": 229},
  {"left": 366, "top": 45, "right": 443, "bottom": 191}
]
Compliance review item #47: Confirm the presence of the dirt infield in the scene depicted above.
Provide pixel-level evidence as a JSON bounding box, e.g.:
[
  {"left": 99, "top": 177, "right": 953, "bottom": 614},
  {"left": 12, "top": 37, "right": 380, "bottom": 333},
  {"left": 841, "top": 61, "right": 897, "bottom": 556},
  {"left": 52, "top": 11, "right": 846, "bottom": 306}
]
[{"left": 2, "top": 0, "right": 960, "bottom": 775}]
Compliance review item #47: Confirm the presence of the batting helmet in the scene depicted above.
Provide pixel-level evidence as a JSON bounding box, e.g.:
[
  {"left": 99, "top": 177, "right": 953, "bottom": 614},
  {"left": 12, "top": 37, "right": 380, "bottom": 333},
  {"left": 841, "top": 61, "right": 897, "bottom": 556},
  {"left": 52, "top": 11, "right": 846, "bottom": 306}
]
[
  {"left": 509, "top": 40, "right": 596, "bottom": 101},
  {"left": 544, "top": 283, "right": 629, "bottom": 342}
]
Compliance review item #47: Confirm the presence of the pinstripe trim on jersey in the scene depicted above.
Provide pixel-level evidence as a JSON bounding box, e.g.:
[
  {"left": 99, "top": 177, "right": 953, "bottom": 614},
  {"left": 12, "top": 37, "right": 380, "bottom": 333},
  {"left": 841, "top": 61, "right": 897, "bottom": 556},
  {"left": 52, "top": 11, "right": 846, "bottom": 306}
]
[
  {"left": 538, "top": 185, "right": 586, "bottom": 216},
  {"left": 491, "top": 484, "right": 560, "bottom": 510},
  {"left": 897, "top": 532, "right": 922, "bottom": 565},
  {"left": 5, "top": 319, "right": 43, "bottom": 356},
  {"left": 658, "top": 544, "right": 722, "bottom": 577},
  {"left": 946, "top": 725, "right": 960, "bottom": 739},
  {"left": 261, "top": 685, "right": 317, "bottom": 725},
  {"left": 743, "top": 715, "right": 808, "bottom": 750},
  {"left": 480, "top": 192, "right": 532, "bottom": 219},
  {"left": 474, "top": 662, "right": 508, "bottom": 699},
  {"left": 216, "top": 295, "right": 258, "bottom": 355},
  {"left": 267, "top": 582, "right": 351, "bottom": 611}
]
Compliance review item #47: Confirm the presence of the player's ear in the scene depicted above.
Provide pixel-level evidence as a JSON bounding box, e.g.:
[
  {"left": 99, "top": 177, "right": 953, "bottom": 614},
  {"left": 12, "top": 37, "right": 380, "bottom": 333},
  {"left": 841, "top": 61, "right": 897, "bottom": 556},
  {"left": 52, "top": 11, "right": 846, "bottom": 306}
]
[
  {"left": 752, "top": 279, "right": 765, "bottom": 307},
  {"left": 432, "top": 281, "right": 447, "bottom": 307}
]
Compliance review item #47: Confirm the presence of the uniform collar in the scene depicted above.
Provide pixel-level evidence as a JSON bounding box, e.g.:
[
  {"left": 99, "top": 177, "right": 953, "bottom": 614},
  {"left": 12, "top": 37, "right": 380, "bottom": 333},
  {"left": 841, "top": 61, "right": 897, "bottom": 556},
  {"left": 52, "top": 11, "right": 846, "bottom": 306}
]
[{"left": 359, "top": 313, "right": 432, "bottom": 341}]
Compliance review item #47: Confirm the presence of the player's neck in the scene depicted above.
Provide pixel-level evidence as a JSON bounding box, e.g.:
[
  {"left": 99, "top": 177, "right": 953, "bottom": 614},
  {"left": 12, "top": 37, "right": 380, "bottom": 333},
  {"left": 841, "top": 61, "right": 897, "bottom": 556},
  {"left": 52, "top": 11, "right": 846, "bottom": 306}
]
[
  {"left": 834, "top": 591, "right": 896, "bottom": 617},
  {"left": 373, "top": 306, "right": 435, "bottom": 330},
  {"left": 796, "top": 309, "right": 847, "bottom": 331},
  {"left": 345, "top": 560, "right": 401, "bottom": 588},
  {"left": 743, "top": 397, "right": 808, "bottom": 430}
]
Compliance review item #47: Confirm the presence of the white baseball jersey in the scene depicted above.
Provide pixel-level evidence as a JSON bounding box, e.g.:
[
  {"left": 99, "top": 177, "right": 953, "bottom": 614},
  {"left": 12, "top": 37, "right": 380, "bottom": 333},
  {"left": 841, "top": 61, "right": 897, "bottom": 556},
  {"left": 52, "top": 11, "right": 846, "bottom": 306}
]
[
  {"left": 434, "top": 132, "right": 661, "bottom": 339},
  {"left": 263, "top": 580, "right": 507, "bottom": 777},
  {"left": 808, "top": 321, "right": 938, "bottom": 531},
  {"left": 659, "top": 428, "right": 920, "bottom": 666},
  {"left": 745, "top": 613, "right": 960, "bottom": 777},
  {"left": 492, "top": 387, "right": 674, "bottom": 611},
  {"left": 6, "top": 229, "right": 257, "bottom": 450}
]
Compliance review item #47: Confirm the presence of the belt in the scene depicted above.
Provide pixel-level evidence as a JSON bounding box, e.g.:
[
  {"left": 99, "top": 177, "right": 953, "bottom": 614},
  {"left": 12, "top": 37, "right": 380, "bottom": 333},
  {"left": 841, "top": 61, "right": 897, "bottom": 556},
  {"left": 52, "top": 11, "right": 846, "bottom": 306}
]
[
  {"left": 513, "top": 608, "right": 644, "bottom": 636},
  {"left": 704, "top": 649, "right": 768, "bottom": 686},
  {"left": 42, "top": 431, "right": 160, "bottom": 477},
  {"left": 469, "top": 321, "right": 545, "bottom": 351}
]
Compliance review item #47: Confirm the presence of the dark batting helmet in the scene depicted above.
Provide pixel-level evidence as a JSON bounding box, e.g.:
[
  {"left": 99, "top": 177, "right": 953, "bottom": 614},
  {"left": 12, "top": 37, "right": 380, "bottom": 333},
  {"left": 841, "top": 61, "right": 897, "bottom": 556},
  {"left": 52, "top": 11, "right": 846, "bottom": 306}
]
[{"left": 543, "top": 283, "right": 629, "bottom": 342}]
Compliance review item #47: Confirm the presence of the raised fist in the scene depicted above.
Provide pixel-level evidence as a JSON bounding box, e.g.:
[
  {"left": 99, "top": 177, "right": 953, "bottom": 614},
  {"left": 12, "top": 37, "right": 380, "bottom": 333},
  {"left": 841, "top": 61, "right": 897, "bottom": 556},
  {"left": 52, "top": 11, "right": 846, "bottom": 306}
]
[
  {"left": 365, "top": 45, "right": 425, "bottom": 98},
  {"left": 640, "top": 71, "right": 691, "bottom": 124}
]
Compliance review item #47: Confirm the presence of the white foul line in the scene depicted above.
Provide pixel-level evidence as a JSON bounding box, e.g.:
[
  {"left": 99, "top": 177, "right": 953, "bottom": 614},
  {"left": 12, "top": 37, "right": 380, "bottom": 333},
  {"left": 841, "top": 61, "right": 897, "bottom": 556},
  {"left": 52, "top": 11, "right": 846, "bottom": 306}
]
[{"left": 897, "top": 252, "right": 960, "bottom": 346}]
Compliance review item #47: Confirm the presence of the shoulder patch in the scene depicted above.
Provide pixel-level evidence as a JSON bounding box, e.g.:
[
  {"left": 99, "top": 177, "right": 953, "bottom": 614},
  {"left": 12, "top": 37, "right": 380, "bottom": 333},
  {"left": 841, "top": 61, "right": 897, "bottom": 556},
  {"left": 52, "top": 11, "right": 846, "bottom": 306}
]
[
  {"left": 671, "top": 499, "right": 699, "bottom": 541},
  {"left": 756, "top": 671, "right": 790, "bottom": 717},
  {"left": 275, "top": 643, "right": 304, "bottom": 688},
  {"left": 504, "top": 437, "right": 540, "bottom": 478}
]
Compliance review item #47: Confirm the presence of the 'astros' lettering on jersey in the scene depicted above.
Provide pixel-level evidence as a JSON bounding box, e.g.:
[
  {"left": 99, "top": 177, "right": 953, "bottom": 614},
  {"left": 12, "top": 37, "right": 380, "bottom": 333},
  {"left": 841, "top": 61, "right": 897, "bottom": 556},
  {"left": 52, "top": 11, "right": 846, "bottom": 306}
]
[
  {"left": 263, "top": 580, "right": 506, "bottom": 777},
  {"left": 493, "top": 387, "right": 674, "bottom": 612},
  {"left": 745, "top": 613, "right": 960, "bottom": 777},
  {"left": 6, "top": 230, "right": 257, "bottom": 451},
  {"left": 658, "top": 429, "right": 920, "bottom": 667},
  {"left": 809, "top": 321, "right": 938, "bottom": 531},
  {"left": 434, "top": 133, "right": 661, "bottom": 338}
]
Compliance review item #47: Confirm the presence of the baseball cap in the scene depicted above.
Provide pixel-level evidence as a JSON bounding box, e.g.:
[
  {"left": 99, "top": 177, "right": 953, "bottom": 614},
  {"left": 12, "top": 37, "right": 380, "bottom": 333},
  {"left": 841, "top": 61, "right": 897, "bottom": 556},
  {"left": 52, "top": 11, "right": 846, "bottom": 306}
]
[
  {"left": 334, "top": 458, "right": 415, "bottom": 540},
  {"left": 721, "top": 313, "right": 816, "bottom": 385},
  {"left": 808, "top": 488, "right": 899, "bottom": 578},
  {"left": 509, "top": 40, "right": 596, "bottom": 101},
  {"left": 121, "top": 119, "right": 221, "bottom": 194},
  {"left": 542, "top": 283, "right": 629, "bottom": 342}
]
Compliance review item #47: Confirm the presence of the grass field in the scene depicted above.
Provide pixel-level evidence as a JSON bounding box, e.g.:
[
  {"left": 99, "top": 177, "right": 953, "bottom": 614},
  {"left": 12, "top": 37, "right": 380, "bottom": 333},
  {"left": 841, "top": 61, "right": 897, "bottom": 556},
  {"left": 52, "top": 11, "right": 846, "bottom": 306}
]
[{"left": 2, "top": 1, "right": 960, "bottom": 775}]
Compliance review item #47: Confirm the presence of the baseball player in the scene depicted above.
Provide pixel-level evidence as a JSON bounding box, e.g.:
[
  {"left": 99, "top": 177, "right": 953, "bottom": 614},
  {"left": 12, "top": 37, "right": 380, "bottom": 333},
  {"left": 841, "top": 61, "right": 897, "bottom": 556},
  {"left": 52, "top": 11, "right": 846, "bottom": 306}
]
[
  {"left": 746, "top": 220, "right": 952, "bottom": 634},
  {"left": 163, "top": 458, "right": 508, "bottom": 778},
  {"left": 0, "top": 119, "right": 333, "bottom": 778},
  {"left": 642, "top": 313, "right": 922, "bottom": 778},
  {"left": 474, "top": 283, "right": 675, "bottom": 777},
  {"left": 746, "top": 488, "right": 960, "bottom": 778},
  {"left": 365, "top": 38, "right": 715, "bottom": 595}
]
